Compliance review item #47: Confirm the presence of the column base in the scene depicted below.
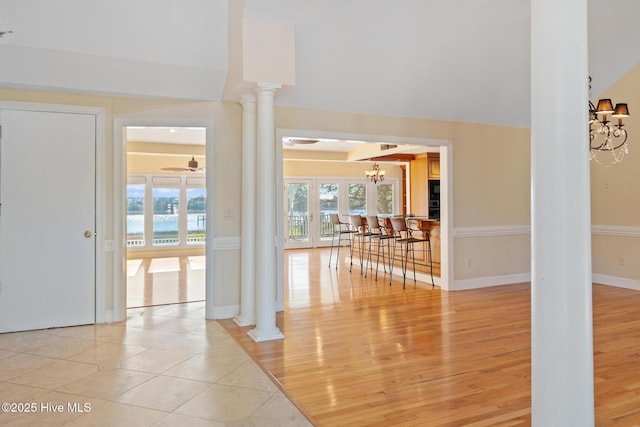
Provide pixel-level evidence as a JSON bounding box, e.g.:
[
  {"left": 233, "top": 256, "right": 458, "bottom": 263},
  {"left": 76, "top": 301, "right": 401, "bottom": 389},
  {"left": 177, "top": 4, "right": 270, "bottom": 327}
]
[
  {"left": 233, "top": 316, "right": 256, "bottom": 327},
  {"left": 247, "top": 327, "right": 285, "bottom": 342}
]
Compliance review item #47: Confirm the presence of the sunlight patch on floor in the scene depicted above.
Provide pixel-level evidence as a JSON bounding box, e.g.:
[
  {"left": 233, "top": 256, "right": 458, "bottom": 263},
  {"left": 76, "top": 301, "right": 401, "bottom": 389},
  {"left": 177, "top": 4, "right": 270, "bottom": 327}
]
[{"left": 148, "top": 257, "right": 180, "bottom": 273}]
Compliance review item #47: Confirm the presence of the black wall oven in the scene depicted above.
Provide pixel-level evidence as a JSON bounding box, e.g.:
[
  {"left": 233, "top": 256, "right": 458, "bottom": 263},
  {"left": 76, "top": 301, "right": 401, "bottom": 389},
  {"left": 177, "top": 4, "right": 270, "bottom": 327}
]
[{"left": 428, "top": 180, "right": 440, "bottom": 220}]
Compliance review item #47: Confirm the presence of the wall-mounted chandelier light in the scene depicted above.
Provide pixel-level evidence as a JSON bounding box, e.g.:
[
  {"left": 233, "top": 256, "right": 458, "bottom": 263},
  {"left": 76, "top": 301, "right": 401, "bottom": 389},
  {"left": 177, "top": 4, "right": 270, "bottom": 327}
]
[
  {"left": 589, "top": 76, "right": 630, "bottom": 165},
  {"left": 365, "top": 163, "right": 385, "bottom": 184}
]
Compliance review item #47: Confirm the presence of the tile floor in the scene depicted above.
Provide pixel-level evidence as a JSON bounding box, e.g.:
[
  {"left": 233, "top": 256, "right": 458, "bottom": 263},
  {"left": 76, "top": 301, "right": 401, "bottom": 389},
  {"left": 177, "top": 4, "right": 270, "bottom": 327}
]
[{"left": 0, "top": 302, "right": 311, "bottom": 426}]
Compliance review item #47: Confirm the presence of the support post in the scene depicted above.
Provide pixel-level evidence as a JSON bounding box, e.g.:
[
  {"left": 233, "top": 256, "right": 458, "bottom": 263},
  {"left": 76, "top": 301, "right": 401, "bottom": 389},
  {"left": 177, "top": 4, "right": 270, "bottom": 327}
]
[
  {"left": 235, "top": 95, "right": 257, "bottom": 326},
  {"left": 248, "top": 83, "right": 285, "bottom": 342},
  {"left": 531, "top": 0, "right": 594, "bottom": 424}
]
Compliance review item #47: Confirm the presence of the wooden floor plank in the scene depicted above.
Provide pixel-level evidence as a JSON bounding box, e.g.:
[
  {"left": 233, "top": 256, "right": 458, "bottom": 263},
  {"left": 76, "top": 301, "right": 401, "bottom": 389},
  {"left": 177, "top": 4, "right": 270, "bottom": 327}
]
[{"left": 219, "top": 248, "right": 640, "bottom": 426}]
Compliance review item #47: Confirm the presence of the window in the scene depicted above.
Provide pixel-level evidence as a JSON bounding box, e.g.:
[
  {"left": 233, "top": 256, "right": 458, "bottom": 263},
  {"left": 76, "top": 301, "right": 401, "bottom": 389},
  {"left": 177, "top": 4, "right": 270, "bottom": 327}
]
[
  {"left": 127, "top": 175, "right": 206, "bottom": 249},
  {"left": 319, "top": 183, "right": 339, "bottom": 239},
  {"left": 152, "top": 177, "right": 180, "bottom": 246},
  {"left": 376, "top": 183, "right": 394, "bottom": 215},
  {"left": 127, "top": 178, "right": 146, "bottom": 247},
  {"left": 187, "top": 177, "right": 206, "bottom": 245},
  {"left": 287, "top": 183, "right": 310, "bottom": 242},
  {"left": 348, "top": 183, "right": 367, "bottom": 215}
]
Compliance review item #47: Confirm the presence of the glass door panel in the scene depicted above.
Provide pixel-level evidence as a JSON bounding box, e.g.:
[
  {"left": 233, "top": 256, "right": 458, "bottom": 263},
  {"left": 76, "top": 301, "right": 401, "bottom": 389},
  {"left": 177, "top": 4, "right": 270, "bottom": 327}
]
[
  {"left": 317, "top": 182, "right": 339, "bottom": 245},
  {"left": 127, "top": 181, "right": 145, "bottom": 247},
  {"left": 285, "top": 180, "right": 312, "bottom": 248},
  {"left": 186, "top": 187, "right": 206, "bottom": 245},
  {"left": 376, "top": 183, "right": 394, "bottom": 215},
  {"left": 348, "top": 183, "right": 367, "bottom": 215},
  {"left": 152, "top": 177, "right": 180, "bottom": 246}
]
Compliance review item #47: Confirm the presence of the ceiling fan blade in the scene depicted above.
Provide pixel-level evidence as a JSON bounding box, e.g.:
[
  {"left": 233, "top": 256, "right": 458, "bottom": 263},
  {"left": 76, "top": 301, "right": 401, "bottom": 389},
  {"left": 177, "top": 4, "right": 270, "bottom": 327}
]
[
  {"left": 162, "top": 156, "right": 204, "bottom": 172},
  {"left": 160, "top": 167, "right": 188, "bottom": 172}
]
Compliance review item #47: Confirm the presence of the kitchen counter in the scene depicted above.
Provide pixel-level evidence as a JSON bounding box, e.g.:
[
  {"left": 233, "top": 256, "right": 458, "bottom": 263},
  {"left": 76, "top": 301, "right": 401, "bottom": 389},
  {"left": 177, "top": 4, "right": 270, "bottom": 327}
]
[{"left": 377, "top": 216, "right": 441, "bottom": 266}]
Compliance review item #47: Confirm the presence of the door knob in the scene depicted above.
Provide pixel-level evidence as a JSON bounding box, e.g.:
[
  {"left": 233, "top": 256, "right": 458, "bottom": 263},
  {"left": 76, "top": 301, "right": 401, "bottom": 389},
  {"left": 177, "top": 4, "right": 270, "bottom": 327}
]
[{"left": 84, "top": 230, "right": 93, "bottom": 238}]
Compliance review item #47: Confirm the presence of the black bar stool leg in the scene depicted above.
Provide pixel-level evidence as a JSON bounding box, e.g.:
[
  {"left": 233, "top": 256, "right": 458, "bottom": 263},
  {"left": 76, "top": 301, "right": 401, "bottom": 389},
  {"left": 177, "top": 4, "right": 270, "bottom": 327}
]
[
  {"left": 428, "top": 240, "right": 435, "bottom": 287},
  {"left": 389, "top": 238, "right": 396, "bottom": 286}
]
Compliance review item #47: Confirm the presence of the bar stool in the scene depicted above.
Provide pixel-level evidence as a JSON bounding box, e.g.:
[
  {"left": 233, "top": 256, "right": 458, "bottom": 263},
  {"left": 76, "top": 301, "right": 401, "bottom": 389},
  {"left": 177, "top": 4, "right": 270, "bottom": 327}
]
[
  {"left": 349, "top": 215, "right": 371, "bottom": 274},
  {"left": 328, "top": 213, "right": 355, "bottom": 270},
  {"left": 364, "top": 215, "right": 382, "bottom": 277},
  {"left": 375, "top": 217, "right": 396, "bottom": 281},
  {"left": 389, "top": 217, "right": 435, "bottom": 289}
]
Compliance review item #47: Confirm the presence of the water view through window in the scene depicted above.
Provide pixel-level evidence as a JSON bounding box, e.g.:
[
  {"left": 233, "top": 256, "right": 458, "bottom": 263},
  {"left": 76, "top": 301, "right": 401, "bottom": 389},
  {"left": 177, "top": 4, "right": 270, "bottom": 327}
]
[
  {"left": 153, "top": 186, "right": 180, "bottom": 246},
  {"left": 127, "top": 183, "right": 145, "bottom": 246},
  {"left": 187, "top": 188, "right": 206, "bottom": 244},
  {"left": 127, "top": 176, "right": 206, "bottom": 248}
]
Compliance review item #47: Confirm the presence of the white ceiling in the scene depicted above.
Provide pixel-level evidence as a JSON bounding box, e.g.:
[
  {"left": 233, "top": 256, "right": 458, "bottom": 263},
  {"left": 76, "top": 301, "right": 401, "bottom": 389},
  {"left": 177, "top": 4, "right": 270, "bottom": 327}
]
[
  {"left": 126, "top": 127, "right": 206, "bottom": 145},
  {"left": 1, "top": 1, "right": 639, "bottom": 129},
  {"left": 0, "top": 0, "right": 228, "bottom": 99},
  {"left": 282, "top": 137, "right": 438, "bottom": 155},
  {"left": 244, "top": 0, "right": 640, "bottom": 128}
]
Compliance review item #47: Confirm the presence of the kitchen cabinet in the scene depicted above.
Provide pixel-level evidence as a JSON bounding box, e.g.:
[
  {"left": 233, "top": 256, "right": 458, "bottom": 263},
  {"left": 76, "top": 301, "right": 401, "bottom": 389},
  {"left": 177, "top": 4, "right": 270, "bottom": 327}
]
[
  {"left": 427, "top": 154, "right": 440, "bottom": 179},
  {"left": 409, "top": 155, "right": 428, "bottom": 216}
]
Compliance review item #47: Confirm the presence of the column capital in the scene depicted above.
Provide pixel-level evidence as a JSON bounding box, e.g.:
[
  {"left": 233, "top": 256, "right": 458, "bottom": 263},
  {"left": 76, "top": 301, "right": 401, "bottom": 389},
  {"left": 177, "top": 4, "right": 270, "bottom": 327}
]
[
  {"left": 240, "top": 94, "right": 256, "bottom": 106},
  {"left": 256, "top": 82, "right": 282, "bottom": 93}
]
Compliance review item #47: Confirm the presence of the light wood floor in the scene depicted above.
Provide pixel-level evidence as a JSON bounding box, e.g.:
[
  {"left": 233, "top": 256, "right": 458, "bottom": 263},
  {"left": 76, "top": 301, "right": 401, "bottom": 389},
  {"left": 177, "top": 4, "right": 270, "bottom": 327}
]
[{"left": 220, "top": 247, "right": 640, "bottom": 426}]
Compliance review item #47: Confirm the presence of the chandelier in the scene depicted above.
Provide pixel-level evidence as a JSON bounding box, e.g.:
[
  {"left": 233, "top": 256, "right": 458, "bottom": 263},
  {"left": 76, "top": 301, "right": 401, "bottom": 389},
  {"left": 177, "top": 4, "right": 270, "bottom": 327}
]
[
  {"left": 589, "top": 77, "right": 630, "bottom": 165},
  {"left": 364, "top": 163, "right": 385, "bottom": 184}
]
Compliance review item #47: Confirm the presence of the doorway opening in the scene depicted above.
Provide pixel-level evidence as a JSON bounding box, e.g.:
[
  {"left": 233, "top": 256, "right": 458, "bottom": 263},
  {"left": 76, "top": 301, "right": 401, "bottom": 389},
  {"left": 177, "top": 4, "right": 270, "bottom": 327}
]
[
  {"left": 125, "top": 126, "right": 207, "bottom": 308},
  {"left": 276, "top": 130, "right": 452, "bottom": 310}
]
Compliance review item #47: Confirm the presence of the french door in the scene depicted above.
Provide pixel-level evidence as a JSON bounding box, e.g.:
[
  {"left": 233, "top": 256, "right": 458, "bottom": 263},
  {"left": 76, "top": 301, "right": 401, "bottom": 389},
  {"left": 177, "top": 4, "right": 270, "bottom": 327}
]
[
  {"left": 284, "top": 180, "right": 313, "bottom": 249},
  {"left": 284, "top": 178, "right": 399, "bottom": 249},
  {"left": 317, "top": 181, "right": 341, "bottom": 247}
]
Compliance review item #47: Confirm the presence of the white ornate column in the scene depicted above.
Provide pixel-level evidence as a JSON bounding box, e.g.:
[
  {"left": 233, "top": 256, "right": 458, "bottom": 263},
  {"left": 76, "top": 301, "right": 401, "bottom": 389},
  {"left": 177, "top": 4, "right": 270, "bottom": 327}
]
[
  {"left": 235, "top": 95, "right": 257, "bottom": 326},
  {"left": 248, "top": 83, "right": 284, "bottom": 342},
  {"left": 531, "top": 0, "right": 594, "bottom": 425}
]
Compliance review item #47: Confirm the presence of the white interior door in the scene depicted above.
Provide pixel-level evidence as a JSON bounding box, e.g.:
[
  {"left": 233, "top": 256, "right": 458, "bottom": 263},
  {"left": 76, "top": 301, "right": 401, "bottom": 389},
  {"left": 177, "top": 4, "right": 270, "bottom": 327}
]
[{"left": 0, "top": 109, "right": 96, "bottom": 333}]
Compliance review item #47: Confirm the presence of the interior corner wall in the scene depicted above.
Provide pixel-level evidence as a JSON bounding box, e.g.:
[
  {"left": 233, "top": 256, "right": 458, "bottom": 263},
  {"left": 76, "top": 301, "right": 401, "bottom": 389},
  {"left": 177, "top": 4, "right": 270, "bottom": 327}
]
[
  {"left": 275, "top": 105, "right": 532, "bottom": 287},
  {"left": 590, "top": 63, "right": 640, "bottom": 287}
]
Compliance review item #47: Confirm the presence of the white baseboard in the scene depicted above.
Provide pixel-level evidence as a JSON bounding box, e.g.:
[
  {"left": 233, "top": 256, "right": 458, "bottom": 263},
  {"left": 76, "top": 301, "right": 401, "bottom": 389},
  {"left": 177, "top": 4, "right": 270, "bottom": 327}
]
[
  {"left": 453, "top": 273, "right": 531, "bottom": 291},
  {"left": 399, "top": 270, "right": 441, "bottom": 288},
  {"left": 210, "top": 304, "right": 240, "bottom": 319},
  {"left": 104, "top": 309, "right": 114, "bottom": 323},
  {"left": 99, "top": 309, "right": 119, "bottom": 324},
  {"left": 347, "top": 257, "right": 441, "bottom": 288},
  {"left": 593, "top": 274, "right": 640, "bottom": 291},
  {"left": 451, "top": 273, "right": 640, "bottom": 292}
]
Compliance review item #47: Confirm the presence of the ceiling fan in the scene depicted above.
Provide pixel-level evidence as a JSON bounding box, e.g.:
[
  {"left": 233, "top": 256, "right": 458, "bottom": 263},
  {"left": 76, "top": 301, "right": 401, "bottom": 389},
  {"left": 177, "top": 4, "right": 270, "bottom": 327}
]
[
  {"left": 161, "top": 156, "right": 205, "bottom": 172},
  {"left": 283, "top": 138, "right": 319, "bottom": 147}
]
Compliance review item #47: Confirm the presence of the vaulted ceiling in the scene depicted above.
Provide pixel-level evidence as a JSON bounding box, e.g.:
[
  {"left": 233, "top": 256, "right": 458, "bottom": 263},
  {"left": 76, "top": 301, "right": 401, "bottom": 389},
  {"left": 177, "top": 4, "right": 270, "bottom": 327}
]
[{"left": 0, "top": 0, "right": 638, "bottom": 128}]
